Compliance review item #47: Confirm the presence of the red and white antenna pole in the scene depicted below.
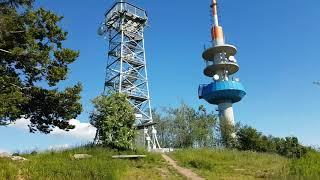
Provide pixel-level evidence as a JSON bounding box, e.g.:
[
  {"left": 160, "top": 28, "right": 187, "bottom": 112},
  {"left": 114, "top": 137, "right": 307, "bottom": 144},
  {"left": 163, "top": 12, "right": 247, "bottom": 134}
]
[{"left": 211, "top": 0, "right": 225, "bottom": 46}]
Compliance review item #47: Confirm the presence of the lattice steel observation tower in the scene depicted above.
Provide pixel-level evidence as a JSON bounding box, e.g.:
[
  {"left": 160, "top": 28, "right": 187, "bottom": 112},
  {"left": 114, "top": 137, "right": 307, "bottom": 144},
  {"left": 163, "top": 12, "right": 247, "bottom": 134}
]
[
  {"left": 98, "top": 0, "right": 161, "bottom": 151},
  {"left": 198, "top": 0, "right": 246, "bottom": 129}
]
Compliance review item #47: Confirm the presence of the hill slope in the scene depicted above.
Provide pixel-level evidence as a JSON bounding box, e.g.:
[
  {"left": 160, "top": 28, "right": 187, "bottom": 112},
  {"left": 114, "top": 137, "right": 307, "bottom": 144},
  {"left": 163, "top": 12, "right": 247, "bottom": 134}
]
[
  {"left": 1, "top": 147, "right": 320, "bottom": 179},
  {"left": 0, "top": 147, "right": 182, "bottom": 180},
  {"left": 169, "top": 149, "right": 320, "bottom": 179}
]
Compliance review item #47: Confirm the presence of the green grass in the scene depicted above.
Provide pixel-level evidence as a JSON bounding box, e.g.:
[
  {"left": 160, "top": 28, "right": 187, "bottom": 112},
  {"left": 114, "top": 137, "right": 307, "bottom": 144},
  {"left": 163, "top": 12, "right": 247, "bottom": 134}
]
[
  {"left": 2, "top": 147, "right": 320, "bottom": 179},
  {"left": 170, "top": 149, "right": 320, "bottom": 179},
  {"left": 0, "top": 147, "right": 183, "bottom": 180},
  {"left": 170, "top": 149, "right": 290, "bottom": 179},
  {"left": 0, "top": 158, "right": 19, "bottom": 179},
  {"left": 289, "top": 151, "right": 320, "bottom": 178}
]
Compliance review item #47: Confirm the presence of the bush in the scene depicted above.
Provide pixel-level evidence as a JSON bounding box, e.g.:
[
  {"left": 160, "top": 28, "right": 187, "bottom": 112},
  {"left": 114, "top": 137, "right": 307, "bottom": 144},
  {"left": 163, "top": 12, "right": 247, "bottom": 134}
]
[
  {"left": 90, "top": 93, "right": 136, "bottom": 150},
  {"left": 219, "top": 118, "right": 237, "bottom": 148},
  {"left": 289, "top": 150, "right": 320, "bottom": 177},
  {"left": 236, "top": 125, "right": 307, "bottom": 158},
  {"left": 236, "top": 126, "right": 264, "bottom": 151}
]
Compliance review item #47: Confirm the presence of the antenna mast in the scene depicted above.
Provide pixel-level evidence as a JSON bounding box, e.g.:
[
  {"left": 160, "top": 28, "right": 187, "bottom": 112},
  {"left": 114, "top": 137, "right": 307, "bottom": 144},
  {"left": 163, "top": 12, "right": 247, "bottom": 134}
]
[{"left": 199, "top": 0, "right": 246, "bottom": 133}]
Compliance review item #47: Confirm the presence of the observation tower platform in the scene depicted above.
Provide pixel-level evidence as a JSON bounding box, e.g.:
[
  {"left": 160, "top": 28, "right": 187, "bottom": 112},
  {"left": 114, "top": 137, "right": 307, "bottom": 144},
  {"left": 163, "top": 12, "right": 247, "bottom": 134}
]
[{"left": 199, "top": 81, "right": 246, "bottom": 105}]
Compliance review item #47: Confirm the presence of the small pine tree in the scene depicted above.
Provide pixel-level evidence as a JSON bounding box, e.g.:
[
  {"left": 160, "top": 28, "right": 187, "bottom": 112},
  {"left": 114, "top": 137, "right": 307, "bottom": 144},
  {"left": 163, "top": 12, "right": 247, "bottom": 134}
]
[{"left": 90, "top": 93, "right": 136, "bottom": 150}]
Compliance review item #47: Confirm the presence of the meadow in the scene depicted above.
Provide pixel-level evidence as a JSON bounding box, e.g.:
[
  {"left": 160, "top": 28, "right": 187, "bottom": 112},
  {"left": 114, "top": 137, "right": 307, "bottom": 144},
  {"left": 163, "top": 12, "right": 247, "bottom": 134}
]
[
  {"left": 0, "top": 147, "right": 182, "bottom": 180},
  {"left": 170, "top": 148, "right": 320, "bottom": 179},
  {"left": 1, "top": 147, "right": 320, "bottom": 179}
]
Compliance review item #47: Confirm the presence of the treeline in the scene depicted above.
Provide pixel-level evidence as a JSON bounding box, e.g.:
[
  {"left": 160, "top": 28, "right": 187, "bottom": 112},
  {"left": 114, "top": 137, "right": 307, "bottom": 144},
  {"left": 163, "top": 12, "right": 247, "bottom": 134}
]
[
  {"left": 237, "top": 126, "right": 308, "bottom": 158},
  {"left": 153, "top": 103, "right": 309, "bottom": 158},
  {"left": 153, "top": 104, "right": 217, "bottom": 149}
]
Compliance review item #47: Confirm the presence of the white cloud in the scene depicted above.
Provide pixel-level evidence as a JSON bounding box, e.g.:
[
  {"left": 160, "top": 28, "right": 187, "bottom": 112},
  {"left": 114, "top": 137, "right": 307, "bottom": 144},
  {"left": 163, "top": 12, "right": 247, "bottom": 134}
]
[
  {"left": 48, "top": 144, "right": 71, "bottom": 151},
  {"left": 0, "top": 148, "right": 10, "bottom": 153},
  {"left": 10, "top": 118, "right": 30, "bottom": 130},
  {"left": 51, "top": 119, "right": 96, "bottom": 141},
  {"left": 10, "top": 118, "right": 96, "bottom": 141}
]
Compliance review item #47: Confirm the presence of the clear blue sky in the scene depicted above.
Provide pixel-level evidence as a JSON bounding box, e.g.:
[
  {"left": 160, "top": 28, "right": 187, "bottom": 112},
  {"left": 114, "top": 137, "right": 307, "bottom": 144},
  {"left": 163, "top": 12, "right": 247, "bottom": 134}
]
[{"left": 1, "top": 0, "right": 320, "bottom": 152}]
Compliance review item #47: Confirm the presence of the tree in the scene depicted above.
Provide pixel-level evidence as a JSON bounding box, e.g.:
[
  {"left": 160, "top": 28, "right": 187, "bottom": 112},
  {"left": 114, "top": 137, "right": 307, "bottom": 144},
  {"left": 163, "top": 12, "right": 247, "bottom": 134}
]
[
  {"left": 219, "top": 117, "right": 237, "bottom": 148},
  {"left": 236, "top": 125, "right": 264, "bottom": 151},
  {"left": 170, "top": 103, "right": 196, "bottom": 148},
  {"left": 152, "top": 109, "right": 175, "bottom": 148},
  {"left": 275, "top": 136, "right": 307, "bottom": 158},
  {"left": 236, "top": 125, "right": 308, "bottom": 158},
  {"left": 193, "top": 105, "right": 217, "bottom": 148},
  {"left": 0, "top": 1, "right": 82, "bottom": 133},
  {"left": 0, "top": 0, "right": 33, "bottom": 8},
  {"left": 153, "top": 103, "right": 217, "bottom": 148},
  {"left": 90, "top": 93, "right": 136, "bottom": 150}
]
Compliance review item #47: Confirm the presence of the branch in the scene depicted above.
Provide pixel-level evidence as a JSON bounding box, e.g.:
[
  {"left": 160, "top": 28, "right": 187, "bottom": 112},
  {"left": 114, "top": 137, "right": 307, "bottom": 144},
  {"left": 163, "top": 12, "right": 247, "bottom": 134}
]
[
  {"left": 9, "top": 30, "right": 25, "bottom": 34},
  {"left": 0, "top": 48, "right": 11, "bottom": 54}
]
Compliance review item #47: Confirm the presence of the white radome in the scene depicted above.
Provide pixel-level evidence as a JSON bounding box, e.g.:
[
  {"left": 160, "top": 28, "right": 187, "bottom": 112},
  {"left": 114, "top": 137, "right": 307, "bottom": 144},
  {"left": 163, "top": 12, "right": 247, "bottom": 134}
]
[{"left": 213, "top": 74, "right": 220, "bottom": 81}]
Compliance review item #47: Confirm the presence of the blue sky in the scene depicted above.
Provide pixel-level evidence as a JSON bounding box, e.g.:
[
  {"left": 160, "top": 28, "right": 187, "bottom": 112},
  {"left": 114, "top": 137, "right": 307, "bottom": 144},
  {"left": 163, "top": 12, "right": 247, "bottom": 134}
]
[{"left": 1, "top": 0, "right": 320, "bottom": 152}]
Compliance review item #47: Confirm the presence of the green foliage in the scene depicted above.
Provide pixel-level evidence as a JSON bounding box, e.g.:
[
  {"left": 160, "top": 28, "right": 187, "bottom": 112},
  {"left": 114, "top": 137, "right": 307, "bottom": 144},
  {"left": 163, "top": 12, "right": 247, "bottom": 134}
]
[
  {"left": 0, "top": 0, "right": 82, "bottom": 132},
  {"left": 289, "top": 150, "right": 320, "bottom": 177},
  {"left": 218, "top": 117, "right": 237, "bottom": 148},
  {"left": 153, "top": 103, "right": 217, "bottom": 148},
  {"left": 193, "top": 105, "right": 217, "bottom": 148},
  {"left": 154, "top": 102, "right": 308, "bottom": 159},
  {"left": 90, "top": 93, "right": 136, "bottom": 150},
  {"left": 0, "top": 0, "right": 33, "bottom": 8},
  {"left": 236, "top": 125, "right": 307, "bottom": 158},
  {"left": 236, "top": 125, "right": 266, "bottom": 151}
]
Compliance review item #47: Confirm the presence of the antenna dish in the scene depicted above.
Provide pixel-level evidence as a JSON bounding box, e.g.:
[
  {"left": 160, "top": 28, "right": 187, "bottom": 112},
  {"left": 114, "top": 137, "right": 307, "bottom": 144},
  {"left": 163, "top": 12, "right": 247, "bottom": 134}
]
[
  {"left": 213, "top": 74, "right": 220, "bottom": 81},
  {"left": 229, "top": 56, "right": 237, "bottom": 62},
  {"left": 98, "top": 24, "right": 106, "bottom": 36}
]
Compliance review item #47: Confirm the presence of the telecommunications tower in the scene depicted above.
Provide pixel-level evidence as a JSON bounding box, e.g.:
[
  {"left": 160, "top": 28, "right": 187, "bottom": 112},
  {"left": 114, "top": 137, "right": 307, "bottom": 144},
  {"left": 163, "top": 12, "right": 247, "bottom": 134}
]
[
  {"left": 98, "top": 0, "right": 161, "bottom": 151},
  {"left": 198, "top": 0, "right": 246, "bottom": 127}
]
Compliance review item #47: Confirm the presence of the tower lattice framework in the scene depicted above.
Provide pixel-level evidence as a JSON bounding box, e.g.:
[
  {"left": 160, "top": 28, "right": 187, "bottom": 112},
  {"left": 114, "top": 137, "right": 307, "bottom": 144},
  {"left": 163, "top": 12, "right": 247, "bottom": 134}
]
[{"left": 99, "top": 1, "right": 161, "bottom": 150}]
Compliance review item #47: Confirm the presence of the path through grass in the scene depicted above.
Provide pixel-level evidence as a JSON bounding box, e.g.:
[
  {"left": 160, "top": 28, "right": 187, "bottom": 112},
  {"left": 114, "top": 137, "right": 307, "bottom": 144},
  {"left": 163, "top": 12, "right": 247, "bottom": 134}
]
[
  {"left": 170, "top": 149, "right": 289, "bottom": 179},
  {"left": 0, "top": 147, "right": 183, "bottom": 180}
]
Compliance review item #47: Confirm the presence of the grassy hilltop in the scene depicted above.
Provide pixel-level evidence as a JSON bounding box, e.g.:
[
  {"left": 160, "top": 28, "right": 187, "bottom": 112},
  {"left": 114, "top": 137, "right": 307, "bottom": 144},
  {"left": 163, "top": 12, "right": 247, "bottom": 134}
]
[
  {"left": 170, "top": 149, "right": 320, "bottom": 179},
  {"left": 1, "top": 147, "right": 320, "bottom": 180},
  {"left": 0, "top": 147, "right": 182, "bottom": 180}
]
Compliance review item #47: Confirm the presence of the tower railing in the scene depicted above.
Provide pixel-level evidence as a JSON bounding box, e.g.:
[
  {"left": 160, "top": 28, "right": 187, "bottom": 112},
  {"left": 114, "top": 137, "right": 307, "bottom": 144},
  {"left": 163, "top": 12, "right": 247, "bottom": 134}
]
[{"left": 105, "top": 2, "right": 147, "bottom": 20}]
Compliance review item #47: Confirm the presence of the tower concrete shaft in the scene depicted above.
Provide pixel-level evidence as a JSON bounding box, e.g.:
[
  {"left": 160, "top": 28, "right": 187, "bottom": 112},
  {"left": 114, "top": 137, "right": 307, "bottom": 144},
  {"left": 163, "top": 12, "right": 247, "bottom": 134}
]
[
  {"left": 199, "top": 0, "right": 246, "bottom": 127},
  {"left": 99, "top": 1, "right": 161, "bottom": 150},
  {"left": 218, "top": 102, "right": 235, "bottom": 125}
]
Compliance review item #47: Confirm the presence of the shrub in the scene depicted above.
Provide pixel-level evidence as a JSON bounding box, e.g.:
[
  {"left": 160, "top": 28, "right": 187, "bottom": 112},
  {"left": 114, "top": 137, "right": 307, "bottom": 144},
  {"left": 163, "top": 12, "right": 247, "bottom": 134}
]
[
  {"left": 289, "top": 150, "right": 320, "bottom": 177},
  {"left": 236, "top": 125, "right": 307, "bottom": 158},
  {"left": 90, "top": 93, "right": 136, "bottom": 150}
]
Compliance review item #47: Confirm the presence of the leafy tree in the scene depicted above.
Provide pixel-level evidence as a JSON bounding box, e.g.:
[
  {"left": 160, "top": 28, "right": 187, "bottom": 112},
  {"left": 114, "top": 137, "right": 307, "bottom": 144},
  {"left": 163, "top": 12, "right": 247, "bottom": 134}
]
[
  {"left": 219, "top": 117, "right": 237, "bottom": 148},
  {"left": 236, "top": 125, "right": 263, "bottom": 151},
  {"left": 236, "top": 125, "right": 307, "bottom": 158},
  {"left": 0, "top": 0, "right": 33, "bottom": 7},
  {"left": 153, "top": 103, "right": 217, "bottom": 148},
  {"left": 152, "top": 109, "right": 175, "bottom": 148},
  {"left": 170, "top": 103, "right": 196, "bottom": 148},
  {"left": 193, "top": 105, "right": 216, "bottom": 148},
  {"left": 275, "top": 136, "right": 307, "bottom": 158},
  {"left": 90, "top": 93, "right": 136, "bottom": 150},
  {"left": 0, "top": 0, "right": 82, "bottom": 133}
]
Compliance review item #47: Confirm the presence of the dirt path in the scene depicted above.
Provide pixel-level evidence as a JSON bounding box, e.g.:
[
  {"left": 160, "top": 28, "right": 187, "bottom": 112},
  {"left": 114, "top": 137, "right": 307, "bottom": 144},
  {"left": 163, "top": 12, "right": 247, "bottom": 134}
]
[{"left": 161, "top": 154, "right": 204, "bottom": 180}]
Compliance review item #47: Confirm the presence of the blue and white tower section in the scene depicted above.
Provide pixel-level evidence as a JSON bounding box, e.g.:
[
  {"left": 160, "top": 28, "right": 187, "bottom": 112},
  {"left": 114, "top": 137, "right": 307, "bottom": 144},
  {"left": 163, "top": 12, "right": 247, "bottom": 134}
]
[{"left": 198, "top": 0, "right": 246, "bottom": 125}]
